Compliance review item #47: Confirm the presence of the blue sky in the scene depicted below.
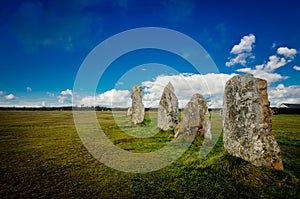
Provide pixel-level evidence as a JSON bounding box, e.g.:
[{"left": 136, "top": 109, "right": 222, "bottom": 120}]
[{"left": 0, "top": 0, "right": 299, "bottom": 107}]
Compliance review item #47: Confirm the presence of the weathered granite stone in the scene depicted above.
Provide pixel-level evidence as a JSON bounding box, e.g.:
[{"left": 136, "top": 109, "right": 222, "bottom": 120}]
[
  {"left": 223, "top": 74, "right": 283, "bottom": 170},
  {"left": 175, "top": 93, "right": 212, "bottom": 139},
  {"left": 158, "top": 82, "right": 179, "bottom": 131},
  {"left": 131, "top": 86, "right": 145, "bottom": 125}
]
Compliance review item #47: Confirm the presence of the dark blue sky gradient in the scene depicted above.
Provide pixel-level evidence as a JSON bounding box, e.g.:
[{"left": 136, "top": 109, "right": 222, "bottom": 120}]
[{"left": 0, "top": 0, "right": 299, "bottom": 106}]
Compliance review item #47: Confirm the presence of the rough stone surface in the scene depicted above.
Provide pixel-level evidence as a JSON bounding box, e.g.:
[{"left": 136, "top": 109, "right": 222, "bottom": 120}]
[
  {"left": 175, "top": 93, "right": 212, "bottom": 139},
  {"left": 131, "top": 86, "right": 145, "bottom": 125},
  {"left": 223, "top": 74, "right": 283, "bottom": 170},
  {"left": 158, "top": 82, "right": 179, "bottom": 131}
]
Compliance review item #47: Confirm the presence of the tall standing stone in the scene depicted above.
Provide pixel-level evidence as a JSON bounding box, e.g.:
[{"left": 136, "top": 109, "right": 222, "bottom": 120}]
[
  {"left": 158, "top": 82, "right": 178, "bottom": 131},
  {"left": 175, "top": 93, "right": 212, "bottom": 139},
  {"left": 223, "top": 74, "right": 283, "bottom": 170},
  {"left": 131, "top": 86, "right": 145, "bottom": 125}
]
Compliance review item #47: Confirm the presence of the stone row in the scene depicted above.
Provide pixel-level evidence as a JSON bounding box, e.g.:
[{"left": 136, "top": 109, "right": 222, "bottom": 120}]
[{"left": 128, "top": 74, "right": 283, "bottom": 170}]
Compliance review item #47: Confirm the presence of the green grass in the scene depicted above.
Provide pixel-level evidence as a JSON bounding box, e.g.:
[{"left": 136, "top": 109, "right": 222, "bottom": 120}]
[{"left": 0, "top": 110, "right": 299, "bottom": 198}]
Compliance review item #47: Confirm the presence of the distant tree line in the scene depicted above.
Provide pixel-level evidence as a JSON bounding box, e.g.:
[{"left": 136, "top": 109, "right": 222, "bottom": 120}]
[
  {"left": 1, "top": 106, "right": 298, "bottom": 115},
  {"left": 271, "top": 108, "right": 300, "bottom": 115},
  {"left": 0, "top": 106, "right": 73, "bottom": 111}
]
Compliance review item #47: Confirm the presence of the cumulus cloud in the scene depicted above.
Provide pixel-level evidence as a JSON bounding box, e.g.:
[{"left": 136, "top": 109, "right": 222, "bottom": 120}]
[
  {"left": 293, "top": 66, "right": 300, "bottom": 71},
  {"left": 76, "top": 79, "right": 299, "bottom": 108},
  {"left": 141, "top": 72, "right": 299, "bottom": 108},
  {"left": 226, "top": 34, "right": 255, "bottom": 67},
  {"left": 75, "top": 73, "right": 235, "bottom": 108},
  {"left": 225, "top": 53, "right": 252, "bottom": 67},
  {"left": 57, "top": 96, "right": 68, "bottom": 104},
  {"left": 268, "top": 84, "right": 300, "bottom": 107},
  {"left": 277, "top": 47, "right": 297, "bottom": 58},
  {"left": 0, "top": 91, "right": 3, "bottom": 96},
  {"left": 57, "top": 89, "right": 73, "bottom": 104},
  {"left": 264, "top": 55, "right": 289, "bottom": 72},
  {"left": 237, "top": 67, "right": 287, "bottom": 84},
  {"left": 142, "top": 73, "right": 236, "bottom": 108},
  {"left": 26, "top": 87, "right": 32, "bottom": 92},
  {"left": 80, "top": 89, "right": 130, "bottom": 107},
  {"left": 5, "top": 94, "right": 15, "bottom": 100},
  {"left": 237, "top": 46, "right": 297, "bottom": 84},
  {"left": 230, "top": 34, "right": 255, "bottom": 54},
  {"left": 61, "top": 89, "right": 73, "bottom": 96}
]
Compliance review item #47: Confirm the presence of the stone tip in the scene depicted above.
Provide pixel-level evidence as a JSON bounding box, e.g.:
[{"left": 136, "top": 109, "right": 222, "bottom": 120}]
[
  {"left": 132, "top": 85, "right": 141, "bottom": 89},
  {"left": 230, "top": 74, "right": 253, "bottom": 81},
  {"left": 166, "top": 82, "right": 174, "bottom": 91},
  {"left": 192, "top": 93, "right": 204, "bottom": 99}
]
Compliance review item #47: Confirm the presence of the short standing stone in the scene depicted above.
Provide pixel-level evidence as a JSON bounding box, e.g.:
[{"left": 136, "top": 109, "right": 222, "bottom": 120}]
[
  {"left": 158, "top": 82, "right": 179, "bottom": 131},
  {"left": 175, "top": 93, "right": 212, "bottom": 139},
  {"left": 223, "top": 74, "right": 283, "bottom": 170},
  {"left": 131, "top": 86, "right": 145, "bottom": 125}
]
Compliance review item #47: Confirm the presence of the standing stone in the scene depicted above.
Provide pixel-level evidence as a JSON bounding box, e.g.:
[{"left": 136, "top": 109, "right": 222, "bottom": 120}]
[
  {"left": 158, "top": 82, "right": 179, "bottom": 131},
  {"left": 223, "top": 74, "right": 283, "bottom": 170},
  {"left": 131, "top": 86, "right": 145, "bottom": 125},
  {"left": 175, "top": 93, "right": 212, "bottom": 139}
]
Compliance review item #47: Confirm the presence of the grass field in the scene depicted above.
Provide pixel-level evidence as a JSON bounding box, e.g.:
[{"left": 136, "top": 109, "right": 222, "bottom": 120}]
[{"left": 0, "top": 110, "right": 299, "bottom": 198}]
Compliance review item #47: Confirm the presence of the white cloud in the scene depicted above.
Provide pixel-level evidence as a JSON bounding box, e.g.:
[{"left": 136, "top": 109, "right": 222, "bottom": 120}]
[
  {"left": 115, "top": 81, "right": 124, "bottom": 86},
  {"left": 141, "top": 72, "right": 299, "bottom": 108},
  {"left": 230, "top": 34, "right": 256, "bottom": 54},
  {"left": 236, "top": 67, "right": 287, "bottom": 84},
  {"left": 264, "top": 55, "right": 288, "bottom": 72},
  {"left": 61, "top": 89, "right": 73, "bottom": 96},
  {"left": 57, "top": 89, "right": 73, "bottom": 104},
  {"left": 5, "top": 94, "right": 15, "bottom": 100},
  {"left": 80, "top": 89, "right": 130, "bottom": 107},
  {"left": 277, "top": 47, "right": 297, "bottom": 58},
  {"left": 26, "top": 87, "right": 32, "bottom": 92},
  {"left": 57, "top": 96, "right": 68, "bottom": 104},
  {"left": 141, "top": 73, "right": 300, "bottom": 108},
  {"left": 75, "top": 73, "right": 235, "bottom": 108},
  {"left": 226, "top": 34, "right": 255, "bottom": 67},
  {"left": 236, "top": 46, "right": 297, "bottom": 84},
  {"left": 225, "top": 53, "right": 253, "bottom": 67},
  {"left": 0, "top": 96, "right": 64, "bottom": 107},
  {"left": 293, "top": 66, "right": 300, "bottom": 71},
  {"left": 0, "top": 91, "right": 3, "bottom": 96},
  {"left": 142, "top": 73, "right": 236, "bottom": 108},
  {"left": 268, "top": 84, "right": 300, "bottom": 107},
  {"left": 41, "top": 101, "right": 46, "bottom": 107}
]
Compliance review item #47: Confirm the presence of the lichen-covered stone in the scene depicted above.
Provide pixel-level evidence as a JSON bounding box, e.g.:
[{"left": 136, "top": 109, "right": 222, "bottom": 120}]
[
  {"left": 158, "top": 82, "right": 178, "bottom": 131},
  {"left": 223, "top": 74, "right": 283, "bottom": 170},
  {"left": 131, "top": 86, "right": 145, "bottom": 125},
  {"left": 175, "top": 93, "right": 211, "bottom": 139}
]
